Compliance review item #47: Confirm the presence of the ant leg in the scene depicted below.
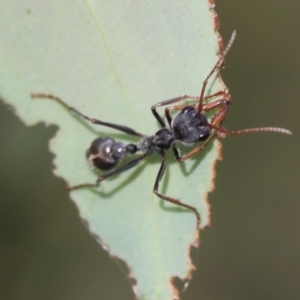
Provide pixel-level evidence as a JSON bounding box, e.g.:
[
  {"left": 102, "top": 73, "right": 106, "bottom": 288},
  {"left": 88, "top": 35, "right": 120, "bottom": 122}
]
[
  {"left": 202, "top": 98, "right": 230, "bottom": 113},
  {"left": 152, "top": 89, "right": 229, "bottom": 128},
  {"left": 68, "top": 154, "right": 148, "bottom": 191},
  {"left": 202, "top": 90, "right": 229, "bottom": 102},
  {"left": 198, "top": 30, "right": 236, "bottom": 112},
  {"left": 153, "top": 153, "right": 201, "bottom": 228},
  {"left": 151, "top": 95, "right": 199, "bottom": 127},
  {"left": 173, "top": 133, "right": 218, "bottom": 162},
  {"left": 164, "top": 91, "right": 230, "bottom": 128},
  {"left": 31, "top": 93, "right": 145, "bottom": 137},
  {"left": 164, "top": 97, "right": 229, "bottom": 127}
]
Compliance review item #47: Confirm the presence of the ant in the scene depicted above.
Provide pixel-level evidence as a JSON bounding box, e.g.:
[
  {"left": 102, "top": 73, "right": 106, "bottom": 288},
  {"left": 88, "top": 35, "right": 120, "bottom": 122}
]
[{"left": 31, "top": 31, "right": 291, "bottom": 229}]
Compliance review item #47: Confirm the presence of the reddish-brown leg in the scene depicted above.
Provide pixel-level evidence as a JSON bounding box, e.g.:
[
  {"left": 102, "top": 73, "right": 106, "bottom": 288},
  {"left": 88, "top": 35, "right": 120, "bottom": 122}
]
[
  {"left": 151, "top": 95, "right": 199, "bottom": 127},
  {"left": 198, "top": 30, "right": 236, "bottom": 112}
]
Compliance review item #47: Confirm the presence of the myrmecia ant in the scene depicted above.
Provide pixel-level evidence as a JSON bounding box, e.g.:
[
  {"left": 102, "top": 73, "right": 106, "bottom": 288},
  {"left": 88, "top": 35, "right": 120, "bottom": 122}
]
[{"left": 31, "top": 31, "right": 291, "bottom": 228}]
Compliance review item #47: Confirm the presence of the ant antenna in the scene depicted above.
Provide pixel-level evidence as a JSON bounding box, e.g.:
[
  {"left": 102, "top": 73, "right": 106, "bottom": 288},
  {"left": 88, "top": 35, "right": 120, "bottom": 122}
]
[
  {"left": 209, "top": 123, "right": 292, "bottom": 136},
  {"left": 198, "top": 30, "right": 236, "bottom": 112}
]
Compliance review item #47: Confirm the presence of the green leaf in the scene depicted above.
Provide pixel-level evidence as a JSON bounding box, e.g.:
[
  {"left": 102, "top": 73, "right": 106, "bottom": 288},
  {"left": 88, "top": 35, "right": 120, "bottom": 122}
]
[{"left": 0, "top": 1, "right": 224, "bottom": 299}]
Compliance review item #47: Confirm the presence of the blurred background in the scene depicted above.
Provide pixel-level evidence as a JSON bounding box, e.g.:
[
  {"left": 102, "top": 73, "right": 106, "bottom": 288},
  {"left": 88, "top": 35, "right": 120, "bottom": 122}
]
[{"left": 0, "top": 1, "right": 299, "bottom": 299}]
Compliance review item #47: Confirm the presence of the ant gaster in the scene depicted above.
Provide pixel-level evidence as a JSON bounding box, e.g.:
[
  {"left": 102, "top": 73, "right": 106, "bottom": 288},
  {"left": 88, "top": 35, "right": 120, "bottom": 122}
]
[{"left": 31, "top": 31, "right": 291, "bottom": 229}]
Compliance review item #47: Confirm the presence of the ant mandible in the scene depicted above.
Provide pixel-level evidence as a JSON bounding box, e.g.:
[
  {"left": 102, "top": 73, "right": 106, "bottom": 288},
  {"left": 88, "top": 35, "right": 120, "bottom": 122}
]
[{"left": 31, "top": 31, "right": 291, "bottom": 229}]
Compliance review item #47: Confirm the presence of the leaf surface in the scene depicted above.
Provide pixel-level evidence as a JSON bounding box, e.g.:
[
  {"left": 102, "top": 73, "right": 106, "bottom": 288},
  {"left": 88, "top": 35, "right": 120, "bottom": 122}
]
[{"left": 0, "top": 1, "right": 224, "bottom": 299}]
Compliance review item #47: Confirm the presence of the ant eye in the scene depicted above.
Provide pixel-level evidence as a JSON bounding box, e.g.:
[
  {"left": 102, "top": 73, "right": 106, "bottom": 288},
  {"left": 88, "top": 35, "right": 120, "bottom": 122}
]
[
  {"left": 198, "top": 128, "right": 210, "bottom": 141},
  {"left": 181, "top": 106, "right": 195, "bottom": 114}
]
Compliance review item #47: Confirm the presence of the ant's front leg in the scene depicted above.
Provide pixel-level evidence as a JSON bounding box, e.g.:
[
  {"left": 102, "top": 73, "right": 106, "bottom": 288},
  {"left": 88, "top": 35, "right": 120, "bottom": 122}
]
[
  {"left": 151, "top": 90, "right": 230, "bottom": 128},
  {"left": 164, "top": 90, "right": 230, "bottom": 128},
  {"left": 171, "top": 133, "right": 218, "bottom": 162},
  {"left": 151, "top": 95, "right": 199, "bottom": 128},
  {"left": 197, "top": 30, "right": 236, "bottom": 112},
  {"left": 31, "top": 93, "right": 145, "bottom": 138}
]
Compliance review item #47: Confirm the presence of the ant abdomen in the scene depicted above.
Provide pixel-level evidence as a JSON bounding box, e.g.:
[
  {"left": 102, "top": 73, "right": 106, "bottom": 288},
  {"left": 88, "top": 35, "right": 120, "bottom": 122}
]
[{"left": 86, "top": 137, "right": 127, "bottom": 171}]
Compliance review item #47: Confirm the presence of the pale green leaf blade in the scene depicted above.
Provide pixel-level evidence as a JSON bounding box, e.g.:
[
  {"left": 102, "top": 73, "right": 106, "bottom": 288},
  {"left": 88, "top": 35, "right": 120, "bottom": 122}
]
[{"left": 0, "top": 1, "right": 224, "bottom": 299}]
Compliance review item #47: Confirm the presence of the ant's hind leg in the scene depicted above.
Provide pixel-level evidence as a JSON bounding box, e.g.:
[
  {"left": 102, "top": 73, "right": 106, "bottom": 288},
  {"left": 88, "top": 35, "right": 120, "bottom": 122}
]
[
  {"left": 68, "top": 154, "right": 148, "bottom": 191},
  {"left": 31, "top": 93, "right": 145, "bottom": 137},
  {"left": 153, "top": 154, "right": 201, "bottom": 228},
  {"left": 67, "top": 182, "right": 99, "bottom": 192}
]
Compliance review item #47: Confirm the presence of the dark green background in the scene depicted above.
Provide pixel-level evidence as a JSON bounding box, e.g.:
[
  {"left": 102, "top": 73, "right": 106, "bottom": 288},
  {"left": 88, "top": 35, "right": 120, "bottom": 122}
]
[{"left": 1, "top": 1, "right": 299, "bottom": 299}]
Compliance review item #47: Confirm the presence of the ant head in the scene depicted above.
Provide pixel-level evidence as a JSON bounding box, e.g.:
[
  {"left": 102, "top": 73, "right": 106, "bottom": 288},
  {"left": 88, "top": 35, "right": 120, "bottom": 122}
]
[{"left": 172, "top": 106, "right": 211, "bottom": 146}]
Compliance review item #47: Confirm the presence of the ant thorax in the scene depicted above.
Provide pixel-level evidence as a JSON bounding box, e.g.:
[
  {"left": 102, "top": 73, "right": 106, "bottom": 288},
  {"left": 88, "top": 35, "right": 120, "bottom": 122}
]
[
  {"left": 172, "top": 106, "right": 211, "bottom": 147},
  {"left": 138, "top": 128, "right": 175, "bottom": 155}
]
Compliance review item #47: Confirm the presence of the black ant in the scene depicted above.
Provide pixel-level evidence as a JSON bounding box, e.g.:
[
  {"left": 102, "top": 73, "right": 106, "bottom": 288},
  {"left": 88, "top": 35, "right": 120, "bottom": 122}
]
[{"left": 31, "top": 31, "right": 291, "bottom": 229}]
